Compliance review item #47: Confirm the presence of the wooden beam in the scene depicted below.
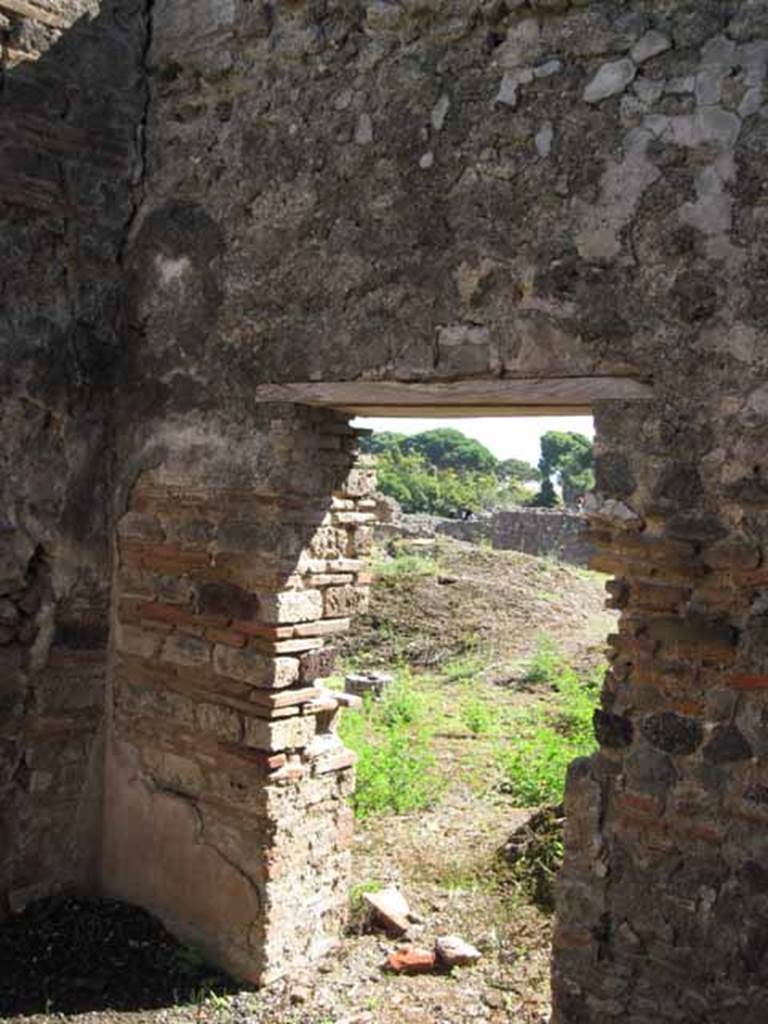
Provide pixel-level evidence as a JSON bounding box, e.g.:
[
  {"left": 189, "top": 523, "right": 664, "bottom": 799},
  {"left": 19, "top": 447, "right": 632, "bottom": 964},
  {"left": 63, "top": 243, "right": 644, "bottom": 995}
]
[
  {"left": 252, "top": 376, "right": 653, "bottom": 413},
  {"left": 319, "top": 404, "right": 597, "bottom": 417}
]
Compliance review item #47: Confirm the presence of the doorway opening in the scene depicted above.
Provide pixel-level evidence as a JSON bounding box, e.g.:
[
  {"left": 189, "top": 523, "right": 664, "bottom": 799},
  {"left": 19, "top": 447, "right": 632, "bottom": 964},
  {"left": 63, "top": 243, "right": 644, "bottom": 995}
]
[{"left": 321, "top": 409, "right": 614, "bottom": 1023}]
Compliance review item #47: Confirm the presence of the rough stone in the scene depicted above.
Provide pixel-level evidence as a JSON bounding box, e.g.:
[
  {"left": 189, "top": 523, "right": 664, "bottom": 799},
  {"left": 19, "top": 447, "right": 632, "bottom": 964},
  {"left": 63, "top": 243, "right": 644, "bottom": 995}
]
[
  {"left": 594, "top": 709, "right": 633, "bottom": 749},
  {"left": 640, "top": 711, "right": 703, "bottom": 755},
  {"left": 435, "top": 935, "right": 482, "bottom": 967},
  {"left": 703, "top": 725, "right": 753, "bottom": 764},
  {"left": 583, "top": 59, "right": 637, "bottom": 104},
  {"left": 631, "top": 31, "right": 671, "bottom": 65}
]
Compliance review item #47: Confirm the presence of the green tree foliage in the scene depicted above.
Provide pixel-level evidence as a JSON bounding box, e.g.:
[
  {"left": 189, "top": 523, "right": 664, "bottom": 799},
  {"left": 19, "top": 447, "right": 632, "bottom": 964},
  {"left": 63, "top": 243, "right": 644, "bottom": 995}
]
[
  {"left": 530, "top": 477, "right": 558, "bottom": 508},
  {"left": 401, "top": 428, "right": 498, "bottom": 474},
  {"left": 499, "top": 458, "right": 540, "bottom": 484},
  {"left": 359, "top": 431, "right": 407, "bottom": 456},
  {"left": 375, "top": 448, "right": 506, "bottom": 516},
  {"left": 366, "top": 428, "right": 534, "bottom": 516},
  {"left": 531, "top": 430, "right": 594, "bottom": 508}
]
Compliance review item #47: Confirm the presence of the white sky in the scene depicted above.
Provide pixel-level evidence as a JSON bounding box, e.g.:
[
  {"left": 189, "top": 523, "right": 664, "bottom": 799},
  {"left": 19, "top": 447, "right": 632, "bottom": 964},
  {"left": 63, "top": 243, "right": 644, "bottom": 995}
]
[{"left": 352, "top": 415, "right": 594, "bottom": 467}]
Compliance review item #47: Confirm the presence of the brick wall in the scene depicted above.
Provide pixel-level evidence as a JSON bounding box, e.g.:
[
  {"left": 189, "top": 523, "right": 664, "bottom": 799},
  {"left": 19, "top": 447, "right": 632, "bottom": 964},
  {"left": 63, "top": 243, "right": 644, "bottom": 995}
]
[{"left": 102, "top": 407, "right": 375, "bottom": 981}]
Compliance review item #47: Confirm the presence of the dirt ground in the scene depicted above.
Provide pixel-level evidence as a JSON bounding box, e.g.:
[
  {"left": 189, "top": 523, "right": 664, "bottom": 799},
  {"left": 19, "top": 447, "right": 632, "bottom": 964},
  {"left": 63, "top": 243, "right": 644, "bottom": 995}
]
[
  {"left": 0, "top": 539, "right": 613, "bottom": 1024},
  {"left": 343, "top": 537, "right": 612, "bottom": 680}
]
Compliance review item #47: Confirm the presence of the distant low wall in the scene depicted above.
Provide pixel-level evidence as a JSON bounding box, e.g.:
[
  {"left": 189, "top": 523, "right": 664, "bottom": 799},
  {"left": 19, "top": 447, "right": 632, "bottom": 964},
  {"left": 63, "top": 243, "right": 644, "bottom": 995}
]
[
  {"left": 374, "top": 501, "right": 591, "bottom": 566},
  {"left": 490, "top": 509, "right": 592, "bottom": 566}
]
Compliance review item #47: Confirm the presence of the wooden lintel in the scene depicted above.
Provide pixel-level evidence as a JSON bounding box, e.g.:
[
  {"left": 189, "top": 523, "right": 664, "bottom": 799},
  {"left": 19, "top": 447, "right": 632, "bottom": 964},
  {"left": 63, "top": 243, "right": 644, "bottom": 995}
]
[
  {"left": 325, "top": 404, "right": 595, "bottom": 418},
  {"left": 253, "top": 376, "right": 653, "bottom": 414}
]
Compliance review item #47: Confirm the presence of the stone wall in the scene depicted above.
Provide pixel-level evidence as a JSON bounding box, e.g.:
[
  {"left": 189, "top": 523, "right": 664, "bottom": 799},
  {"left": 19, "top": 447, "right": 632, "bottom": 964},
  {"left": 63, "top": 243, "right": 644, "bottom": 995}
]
[
  {"left": 376, "top": 506, "right": 590, "bottom": 565},
  {"left": 0, "top": 0, "right": 147, "bottom": 910},
  {"left": 491, "top": 509, "right": 592, "bottom": 566},
  {"left": 552, "top": 394, "right": 768, "bottom": 1022},
  {"left": 102, "top": 406, "right": 374, "bottom": 981},
  {"left": 4, "top": 0, "right": 768, "bottom": 1015}
]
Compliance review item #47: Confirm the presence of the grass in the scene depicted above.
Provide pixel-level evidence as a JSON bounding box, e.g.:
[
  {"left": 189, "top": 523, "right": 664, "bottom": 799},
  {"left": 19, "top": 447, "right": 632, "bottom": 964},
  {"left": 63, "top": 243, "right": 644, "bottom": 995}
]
[
  {"left": 340, "top": 638, "right": 602, "bottom": 816},
  {"left": 373, "top": 550, "right": 439, "bottom": 579},
  {"left": 339, "top": 667, "right": 442, "bottom": 820},
  {"left": 497, "top": 640, "right": 601, "bottom": 805},
  {"left": 520, "top": 634, "right": 567, "bottom": 686}
]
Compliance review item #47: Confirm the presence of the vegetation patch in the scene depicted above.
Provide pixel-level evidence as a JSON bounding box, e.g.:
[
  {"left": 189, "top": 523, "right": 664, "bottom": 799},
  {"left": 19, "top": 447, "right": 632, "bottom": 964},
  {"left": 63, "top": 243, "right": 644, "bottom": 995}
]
[
  {"left": 339, "top": 668, "right": 443, "bottom": 820},
  {"left": 497, "top": 641, "right": 601, "bottom": 805}
]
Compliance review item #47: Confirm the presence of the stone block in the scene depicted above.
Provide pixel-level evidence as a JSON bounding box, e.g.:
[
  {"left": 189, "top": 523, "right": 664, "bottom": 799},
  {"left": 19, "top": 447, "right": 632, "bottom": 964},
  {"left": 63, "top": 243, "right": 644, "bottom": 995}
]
[
  {"left": 243, "top": 714, "right": 317, "bottom": 752},
  {"left": 324, "top": 585, "right": 369, "bottom": 618},
  {"left": 214, "top": 644, "right": 299, "bottom": 689},
  {"left": 259, "top": 590, "right": 324, "bottom": 625},
  {"left": 196, "top": 701, "right": 242, "bottom": 743},
  {"left": 161, "top": 633, "right": 212, "bottom": 667},
  {"left": 115, "top": 622, "right": 163, "bottom": 660},
  {"left": 299, "top": 646, "right": 338, "bottom": 683},
  {"left": 197, "top": 582, "right": 259, "bottom": 621}
]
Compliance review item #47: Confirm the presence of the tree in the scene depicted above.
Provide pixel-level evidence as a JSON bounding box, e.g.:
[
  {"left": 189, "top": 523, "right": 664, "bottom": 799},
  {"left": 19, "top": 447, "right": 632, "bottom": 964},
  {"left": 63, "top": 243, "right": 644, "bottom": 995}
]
[
  {"left": 401, "top": 428, "right": 498, "bottom": 474},
  {"left": 364, "top": 427, "right": 537, "bottom": 516},
  {"left": 531, "top": 430, "right": 594, "bottom": 508},
  {"left": 499, "top": 458, "right": 540, "bottom": 484},
  {"left": 358, "top": 431, "right": 407, "bottom": 456},
  {"left": 529, "top": 477, "right": 559, "bottom": 508}
]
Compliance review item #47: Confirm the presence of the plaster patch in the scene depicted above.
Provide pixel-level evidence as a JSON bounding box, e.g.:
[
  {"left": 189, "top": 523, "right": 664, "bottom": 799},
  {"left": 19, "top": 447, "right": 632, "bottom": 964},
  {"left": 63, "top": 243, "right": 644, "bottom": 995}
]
[
  {"left": 155, "top": 254, "right": 192, "bottom": 288},
  {"left": 576, "top": 128, "right": 659, "bottom": 260}
]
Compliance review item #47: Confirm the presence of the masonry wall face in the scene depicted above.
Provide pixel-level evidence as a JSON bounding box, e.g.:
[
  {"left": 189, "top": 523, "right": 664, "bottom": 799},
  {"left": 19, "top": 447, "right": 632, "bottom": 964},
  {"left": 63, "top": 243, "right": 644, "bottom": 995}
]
[
  {"left": 491, "top": 509, "right": 592, "bottom": 566},
  {"left": 4, "top": 0, "right": 768, "bottom": 1014},
  {"left": 0, "top": 0, "right": 147, "bottom": 910},
  {"left": 103, "top": 407, "right": 374, "bottom": 981}
]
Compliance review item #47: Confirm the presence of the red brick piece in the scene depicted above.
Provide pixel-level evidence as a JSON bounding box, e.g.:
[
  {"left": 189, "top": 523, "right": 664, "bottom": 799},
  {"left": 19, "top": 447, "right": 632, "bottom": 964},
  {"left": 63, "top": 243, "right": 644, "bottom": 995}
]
[{"left": 386, "top": 949, "right": 437, "bottom": 974}]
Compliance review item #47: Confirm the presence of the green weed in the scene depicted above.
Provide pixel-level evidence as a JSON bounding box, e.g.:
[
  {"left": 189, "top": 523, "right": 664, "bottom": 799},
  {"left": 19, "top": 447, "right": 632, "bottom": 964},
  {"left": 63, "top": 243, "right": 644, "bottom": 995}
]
[
  {"left": 521, "top": 634, "right": 567, "bottom": 686},
  {"left": 501, "top": 805, "right": 565, "bottom": 911},
  {"left": 498, "top": 645, "right": 602, "bottom": 805},
  {"left": 339, "top": 670, "right": 441, "bottom": 820},
  {"left": 373, "top": 552, "right": 439, "bottom": 578},
  {"left": 460, "top": 694, "right": 494, "bottom": 736},
  {"left": 440, "top": 650, "right": 487, "bottom": 685}
]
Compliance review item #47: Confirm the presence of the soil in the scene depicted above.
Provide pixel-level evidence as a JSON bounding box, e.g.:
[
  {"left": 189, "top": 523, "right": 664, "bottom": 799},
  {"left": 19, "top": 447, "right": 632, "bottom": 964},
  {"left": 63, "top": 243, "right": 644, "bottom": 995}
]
[
  {"left": 342, "top": 537, "right": 613, "bottom": 680},
  {"left": 0, "top": 540, "right": 612, "bottom": 1024}
]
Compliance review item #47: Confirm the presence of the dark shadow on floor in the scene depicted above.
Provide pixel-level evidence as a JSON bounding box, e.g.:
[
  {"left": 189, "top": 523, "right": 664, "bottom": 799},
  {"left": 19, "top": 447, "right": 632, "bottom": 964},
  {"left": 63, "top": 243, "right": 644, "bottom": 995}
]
[{"left": 0, "top": 895, "right": 240, "bottom": 1016}]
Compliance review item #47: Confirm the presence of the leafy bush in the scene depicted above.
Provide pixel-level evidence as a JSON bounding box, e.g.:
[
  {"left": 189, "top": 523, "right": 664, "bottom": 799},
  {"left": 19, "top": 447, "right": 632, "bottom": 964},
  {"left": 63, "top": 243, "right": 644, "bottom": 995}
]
[
  {"left": 501, "top": 804, "right": 565, "bottom": 911},
  {"left": 339, "top": 672, "right": 441, "bottom": 820}
]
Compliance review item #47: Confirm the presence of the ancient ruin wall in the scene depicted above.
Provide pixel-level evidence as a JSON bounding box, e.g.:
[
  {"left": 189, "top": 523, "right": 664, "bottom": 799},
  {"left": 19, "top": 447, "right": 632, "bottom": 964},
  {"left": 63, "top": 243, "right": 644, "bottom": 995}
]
[
  {"left": 4, "top": 0, "right": 768, "bottom": 1015},
  {"left": 102, "top": 406, "right": 374, "bottom": 981},
  {"left": 127, "top": 0, "right": 768, "bottom": 1014},
  {"left": 491, "top": 509, "right": 591, "bottom": 565},
  {"left": 0, "top": 0, "right": 147, "bottom": 909}
]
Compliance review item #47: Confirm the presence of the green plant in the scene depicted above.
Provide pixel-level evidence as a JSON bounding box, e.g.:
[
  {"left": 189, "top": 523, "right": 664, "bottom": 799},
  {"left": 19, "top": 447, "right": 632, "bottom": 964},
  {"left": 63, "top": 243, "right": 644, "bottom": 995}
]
[
  {"left": 339, "top": 671, "right": 442, "bottom": 819},
  {"left": 460, "top": 695, "right": 494, "bottom": 736},
  {"left": 373, "top": 551, "right": 439, "bottom": 578},
  {"left": 349, "top": 878, "right": 383, "bottom": 913},
  {"left": 498, "top": 650, "right": 602, "bottom": 805},
  {"left": 501, "top": 804, "right": 565, "bottom": 911},
  {"left": 521, "top": 635, "right": 567, "bottom": 686},
  {"left": 441, "top": 650, "right": 486, "bottom": 685}
]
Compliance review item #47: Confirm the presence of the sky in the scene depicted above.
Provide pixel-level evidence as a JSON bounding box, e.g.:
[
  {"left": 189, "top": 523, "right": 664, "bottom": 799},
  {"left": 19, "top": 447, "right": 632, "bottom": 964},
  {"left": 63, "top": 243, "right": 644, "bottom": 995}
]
[{"left": 351, "top": 415, "right": 594, "bottom": 467}]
